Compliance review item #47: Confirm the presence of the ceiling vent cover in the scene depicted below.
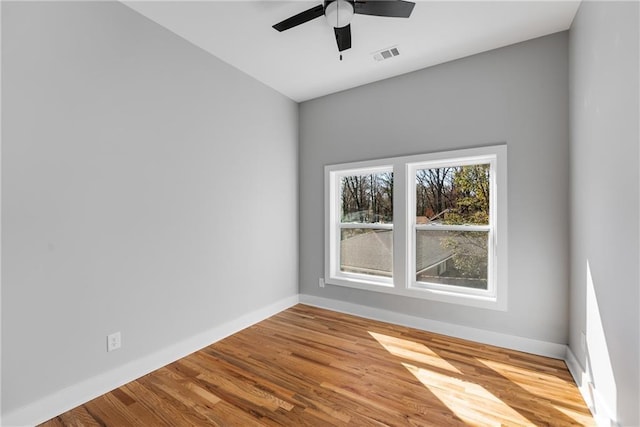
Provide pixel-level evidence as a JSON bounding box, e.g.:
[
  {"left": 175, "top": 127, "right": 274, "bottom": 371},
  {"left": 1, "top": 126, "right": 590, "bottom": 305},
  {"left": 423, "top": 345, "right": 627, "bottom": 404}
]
[{"left": 373, "top": 46, "right": 400, "bottom": 61}]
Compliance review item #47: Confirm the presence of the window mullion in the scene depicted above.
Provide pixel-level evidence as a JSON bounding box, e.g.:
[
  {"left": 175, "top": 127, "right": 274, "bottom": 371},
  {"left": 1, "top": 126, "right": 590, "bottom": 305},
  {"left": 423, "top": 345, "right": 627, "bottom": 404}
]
[{"left": 392, "top": 161, "right": 406, "bottom": 290}]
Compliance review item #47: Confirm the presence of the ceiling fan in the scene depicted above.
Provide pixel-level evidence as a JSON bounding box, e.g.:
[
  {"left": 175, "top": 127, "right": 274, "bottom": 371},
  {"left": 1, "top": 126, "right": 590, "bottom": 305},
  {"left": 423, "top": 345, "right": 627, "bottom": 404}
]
[{"left": 272, "top": 0, "right": 416, "bottom": 55}]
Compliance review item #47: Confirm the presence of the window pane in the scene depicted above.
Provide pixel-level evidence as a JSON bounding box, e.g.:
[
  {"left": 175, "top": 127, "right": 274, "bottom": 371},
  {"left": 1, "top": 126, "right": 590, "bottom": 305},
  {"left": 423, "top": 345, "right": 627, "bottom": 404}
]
[
  {"left": 341, "top": 228, "right": 392, "bottom": 277},
  {"left": 341, "top": 172, "right": 393, "bottom": 224},
  {"left": 415, "top": 230, "right": 488, "bottom": 289},
  {"left": 416, "top": 164, "right": 489, "bottom": 225}
]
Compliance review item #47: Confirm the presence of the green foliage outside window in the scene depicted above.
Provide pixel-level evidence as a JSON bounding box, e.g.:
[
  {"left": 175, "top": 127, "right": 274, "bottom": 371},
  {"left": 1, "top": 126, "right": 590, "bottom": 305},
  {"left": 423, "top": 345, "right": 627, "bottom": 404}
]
[{"left": 416, "top": 164, "right": 490, "bottom": 287}]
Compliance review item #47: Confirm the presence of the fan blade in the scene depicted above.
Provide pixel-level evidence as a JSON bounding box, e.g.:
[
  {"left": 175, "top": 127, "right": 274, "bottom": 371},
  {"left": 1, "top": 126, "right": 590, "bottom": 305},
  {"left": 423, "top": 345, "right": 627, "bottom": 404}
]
[
  {"left": 354, "top": 0, "right": 415, "bottom": 18},
  {"left": 273, "top": 4, "right": 325, "bottom": 32},
  {"left": 334, "top": 24, "right": 352, "bottom": 52}
]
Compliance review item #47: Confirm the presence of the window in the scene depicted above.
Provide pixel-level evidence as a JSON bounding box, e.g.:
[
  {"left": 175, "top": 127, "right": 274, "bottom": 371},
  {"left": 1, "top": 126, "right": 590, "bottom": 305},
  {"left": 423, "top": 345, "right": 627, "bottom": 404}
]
[
  {"left": 326, "top": 166, "right": 394, "bottom": 287},
  {"left": 325, "top": 145, "right": 507, "bottom": 310},
  {"left": 409, "top": 158, "right": 496, "bottom": 298}
]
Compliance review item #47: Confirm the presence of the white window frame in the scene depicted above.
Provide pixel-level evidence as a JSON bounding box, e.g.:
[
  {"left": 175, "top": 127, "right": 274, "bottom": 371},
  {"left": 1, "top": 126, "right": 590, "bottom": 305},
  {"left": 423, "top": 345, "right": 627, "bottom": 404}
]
[{"left": 324, "top": 145, "right": 507, "bottom": 310}]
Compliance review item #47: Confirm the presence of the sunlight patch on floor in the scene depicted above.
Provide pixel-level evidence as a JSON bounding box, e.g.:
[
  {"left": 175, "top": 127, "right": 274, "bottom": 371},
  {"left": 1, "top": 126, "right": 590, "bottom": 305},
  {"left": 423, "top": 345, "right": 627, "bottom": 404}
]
[
  {"left": 368, "top": 331, "right": 461, "bottom": 374},
  {"left": 403, "top": 362, "right": 533, "bottom": 426},
  {"left": 476, "top": 359, "right": 587, "bottom": 426},
  {"left": 552, "top": 403, "right": 595, "bottom": 426},
  {"left": 477, "top": 358, "right": 567, "bottom": 390}
]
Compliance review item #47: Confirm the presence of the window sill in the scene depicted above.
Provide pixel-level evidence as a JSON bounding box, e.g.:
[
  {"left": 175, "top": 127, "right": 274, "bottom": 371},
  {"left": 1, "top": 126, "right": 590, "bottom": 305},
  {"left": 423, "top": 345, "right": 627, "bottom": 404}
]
[{"left": 325, "top": 278, "right": 507, "bottom": 311}]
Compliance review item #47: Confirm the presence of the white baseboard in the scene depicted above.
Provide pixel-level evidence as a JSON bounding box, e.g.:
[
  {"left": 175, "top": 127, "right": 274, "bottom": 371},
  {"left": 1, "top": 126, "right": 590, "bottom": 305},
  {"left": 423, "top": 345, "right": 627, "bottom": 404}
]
[
  {"left": 564, "top": 346, "right": 619, "bottom": 427},
  {"left": 5, "top": 294, "right": 605, "bottom": 427},
  {"left": 299, "top": 294, "right": 567, "bottom": 359},
  {"left": 1, "top": 295, "right": 299, "bottom": 427}
]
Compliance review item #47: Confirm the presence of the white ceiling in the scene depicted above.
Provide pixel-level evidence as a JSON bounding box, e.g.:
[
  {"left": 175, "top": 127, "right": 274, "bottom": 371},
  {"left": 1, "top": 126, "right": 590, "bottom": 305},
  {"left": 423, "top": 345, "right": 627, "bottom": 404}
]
[{"left": 123, "top": 1, "right": 580, "bottom": 102}]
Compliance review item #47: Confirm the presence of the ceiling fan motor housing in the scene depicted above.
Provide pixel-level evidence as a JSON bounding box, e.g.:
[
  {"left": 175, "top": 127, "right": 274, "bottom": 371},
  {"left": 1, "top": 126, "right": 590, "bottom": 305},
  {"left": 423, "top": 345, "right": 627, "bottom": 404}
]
[{"left": 324, "top": 0, "right": 355, "bottom": 28}]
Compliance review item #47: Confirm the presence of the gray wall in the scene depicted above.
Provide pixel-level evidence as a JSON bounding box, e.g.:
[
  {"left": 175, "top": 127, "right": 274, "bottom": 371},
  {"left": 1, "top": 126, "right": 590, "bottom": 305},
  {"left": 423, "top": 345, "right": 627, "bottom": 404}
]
[
  {"left": 569, "top": 2, "right": 639, "bottom": 425},
  {"left": 300, "top": 33, "right": 570, "bottom": 344},
  {"left": 1, "top": 1, "right": 298, "bottom": 413}
]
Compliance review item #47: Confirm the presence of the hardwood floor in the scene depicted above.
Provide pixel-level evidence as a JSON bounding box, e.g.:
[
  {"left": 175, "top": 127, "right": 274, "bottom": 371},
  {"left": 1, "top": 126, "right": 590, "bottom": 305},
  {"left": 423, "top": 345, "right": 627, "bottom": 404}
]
[{"left": 41, "top": 304, "right": 594, "bottom": 426}]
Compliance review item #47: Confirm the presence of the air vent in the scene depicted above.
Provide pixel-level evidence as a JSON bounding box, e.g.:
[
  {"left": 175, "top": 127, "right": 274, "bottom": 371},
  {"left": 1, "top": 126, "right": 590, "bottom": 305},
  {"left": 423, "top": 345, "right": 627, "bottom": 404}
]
[{"left": 373, "top": 46, "right": 400, "bottom": 62}]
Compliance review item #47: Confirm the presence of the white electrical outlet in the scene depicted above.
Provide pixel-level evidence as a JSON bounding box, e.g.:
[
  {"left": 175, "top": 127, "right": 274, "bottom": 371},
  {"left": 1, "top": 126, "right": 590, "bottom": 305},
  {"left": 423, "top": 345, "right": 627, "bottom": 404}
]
[
  {"left": 319, "top": 278, "right": 325, "bottom": 288},
  {"left": 107, "top": 332, "right": 121, "bottom": 352}
]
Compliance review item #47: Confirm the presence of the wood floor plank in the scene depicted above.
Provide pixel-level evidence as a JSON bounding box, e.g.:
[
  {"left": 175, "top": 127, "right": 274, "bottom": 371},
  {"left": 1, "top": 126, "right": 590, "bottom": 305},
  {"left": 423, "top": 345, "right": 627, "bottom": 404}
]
[{"left": 40, "top": 304, "right": 595, "bottom": 426}]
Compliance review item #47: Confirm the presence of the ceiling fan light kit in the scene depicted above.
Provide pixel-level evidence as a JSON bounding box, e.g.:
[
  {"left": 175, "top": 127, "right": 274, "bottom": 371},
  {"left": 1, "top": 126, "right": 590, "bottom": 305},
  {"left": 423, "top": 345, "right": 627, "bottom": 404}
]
[
  {"left": 325, "top": 0, "right": 355, "bottom": 28},
  {"left": 273, "top": 0, "right": 415, "bottom": 55}
]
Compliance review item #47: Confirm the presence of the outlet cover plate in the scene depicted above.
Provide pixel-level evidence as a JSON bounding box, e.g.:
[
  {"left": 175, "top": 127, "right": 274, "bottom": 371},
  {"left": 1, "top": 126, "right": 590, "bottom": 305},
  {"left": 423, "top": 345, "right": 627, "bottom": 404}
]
[{"left": 107, "top": 332, "right": 121, "bottom": 352}]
